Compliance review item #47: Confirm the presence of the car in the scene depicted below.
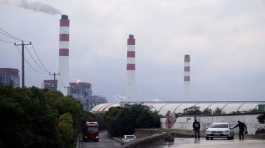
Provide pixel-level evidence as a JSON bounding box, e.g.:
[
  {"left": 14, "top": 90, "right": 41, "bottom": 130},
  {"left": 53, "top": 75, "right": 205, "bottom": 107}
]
[
  {"left": 205, "top": 122, "right": 234, "bottom": 140},
  {"left": 121, "top": 135, "right": 136, "bottom": 144}
]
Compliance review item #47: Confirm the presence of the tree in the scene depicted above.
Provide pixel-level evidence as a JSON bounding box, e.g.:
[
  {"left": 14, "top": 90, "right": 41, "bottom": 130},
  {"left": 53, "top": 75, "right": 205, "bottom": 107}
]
[
  {"left": 213, "top": 107, "right": 223, "bottom": 115},
  {"left": 103, "top": 104, "right": 161, "bottom": 137},
  {"left": 58, "top": 113, "right": 74, "bottom": 148},
  {"left": 202, "top": 108, "right": 212, "bottom": 115},
  {"left": 183, "top": 106, "right": 201, "bottom": 115},
  {"left": 0, "top": 87, "right": 83, "bottom": 148},
  {"left": 257, "top": 113, "right": 265, "bottom": 124}
]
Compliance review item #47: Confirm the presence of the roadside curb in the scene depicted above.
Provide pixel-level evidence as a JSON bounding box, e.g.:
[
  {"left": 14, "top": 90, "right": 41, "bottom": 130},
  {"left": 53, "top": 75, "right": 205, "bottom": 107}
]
[
  {"left": 112, "top": 137, "right": 124, "bottom": 144},
  {"left": 122, "top": 133, "right": 167, "bottom": 148}
]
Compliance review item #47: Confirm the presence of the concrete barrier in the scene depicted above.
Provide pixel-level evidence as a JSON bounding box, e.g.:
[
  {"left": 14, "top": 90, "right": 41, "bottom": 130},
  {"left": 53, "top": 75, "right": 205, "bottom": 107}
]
[
  {"left": 122, "top": 128, "right": 193, "bottom": 148},
  {"left": 123, "top": 133, "right": 166, "bottom": 148},
  {"left": 118, "top": 127, "right": 264, "bottom": 148}
]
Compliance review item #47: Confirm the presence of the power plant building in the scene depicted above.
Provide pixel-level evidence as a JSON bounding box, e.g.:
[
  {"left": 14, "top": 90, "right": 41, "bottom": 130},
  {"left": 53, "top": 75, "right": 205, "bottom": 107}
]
[
  {"left": 68, "top": 82, "right": 107, "bottom": 111},
  {"left": 0, "top": 68, "right": 20, "bottom": 87},
  {"left": 68, "top": 82, "right": 92, "bottom": 100},
  {"left": 43, "top": 80, "right": 57, "bottom": 91}
]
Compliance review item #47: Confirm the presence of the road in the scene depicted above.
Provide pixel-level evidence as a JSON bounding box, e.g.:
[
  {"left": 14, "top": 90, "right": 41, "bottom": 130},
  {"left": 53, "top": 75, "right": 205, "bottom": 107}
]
[
  {"left": 149, "top": 138, "right": 265, "bottom": 148},
  {"left": 78, "top": 133, "right": 265, "bottom": 148},
  {"left": 79, "top": 131, "right": 122, "bottom": 148}
]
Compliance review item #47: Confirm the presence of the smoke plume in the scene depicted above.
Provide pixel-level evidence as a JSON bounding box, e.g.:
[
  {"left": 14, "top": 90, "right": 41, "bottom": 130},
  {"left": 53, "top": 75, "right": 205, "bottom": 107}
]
[{"left": 0, "top": 0, "right": 61, "bottom": 15}]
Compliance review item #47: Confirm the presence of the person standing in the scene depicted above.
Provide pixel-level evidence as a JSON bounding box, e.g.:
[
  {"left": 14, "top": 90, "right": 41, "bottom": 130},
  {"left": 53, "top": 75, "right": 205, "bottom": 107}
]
[
  {"left": 233, "top": 120, "right": 248, "bottom": 140},
  {"left": 193, "top": 119, "right": 201, "bottom": 139}
]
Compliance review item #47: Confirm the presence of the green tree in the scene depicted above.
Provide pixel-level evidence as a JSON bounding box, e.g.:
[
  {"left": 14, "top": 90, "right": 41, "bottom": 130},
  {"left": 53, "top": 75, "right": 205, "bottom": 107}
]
[
  {"left": 183, "top": 106, "right": 201, "bottom": 115},
  {"left": 0, "top": 87, "right": 83, "bottom": 148},
  {"left": 58, "top": 113, "right": 74, "bottom": 148},
  {"left": 213, "top": 107, "right": 223, "bottom": 115},
  {"left": 257, "top": 113, "right": 265, "bottom": 124},
  {"left": 103, "top": 104, "right": 161, "bottom": 137},
  {"left": 202, "top": 108, "right": 212, "bottom": 115}
]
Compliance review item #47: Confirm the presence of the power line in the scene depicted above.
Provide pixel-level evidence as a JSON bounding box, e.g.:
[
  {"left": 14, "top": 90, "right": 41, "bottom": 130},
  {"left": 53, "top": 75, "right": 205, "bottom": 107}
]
[
  {"left": 0, "top": 27, "right": 51, "bottom": 87},
  {"left": 0, "top": 27, "right": 21, "bottom": 41},
  {"left": 25, "top": 57, "right": 40, "bottom": 73},
  {"left": 0, "top": 38, "right": 14, "bottom": 44},
  {"left": 14, "top": 40, "right": 32, "bottom": 88},
  {"left": 15, "top": 46, "right": 43, "bottom": 74},
  {"left": 30, "top": 44, "right": 50, "bottom": 73},
  {"left": 0, "top": 27, "right": 49, "bottom": 73},
  {"left": 25, "top": 46, "right": 48, "bottom": 73}
]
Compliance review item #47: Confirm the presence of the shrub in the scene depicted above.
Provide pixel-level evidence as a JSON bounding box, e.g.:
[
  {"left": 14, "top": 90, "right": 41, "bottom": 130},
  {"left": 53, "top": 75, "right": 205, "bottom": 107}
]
[{"left": 104, "top": 104, "right": 161, "bottom": 137}]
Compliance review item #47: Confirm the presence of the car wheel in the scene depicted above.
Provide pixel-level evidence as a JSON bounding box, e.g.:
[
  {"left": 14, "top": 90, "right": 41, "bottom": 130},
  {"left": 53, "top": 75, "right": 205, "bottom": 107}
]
[
  {"left": 206, "top": 137, "right": 209, "bottom": 140},
  {"left": 210, "top": 137, "right": 213, "bottom": 140}
]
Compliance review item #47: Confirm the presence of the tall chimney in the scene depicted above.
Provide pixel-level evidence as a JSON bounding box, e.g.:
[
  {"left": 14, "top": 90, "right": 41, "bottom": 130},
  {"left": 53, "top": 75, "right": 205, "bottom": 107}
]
[
  {"left": 184, "top": 54, "right": 191, "bottom": 82},
  {"left": 184, "top": 54, "right": 191, "bottom": 98},
  {"left": 58, "top": 14, "right": 70, "bottom": 95},
  {"left": 126, "top": 34, "right": 136, "bottom": 99}
]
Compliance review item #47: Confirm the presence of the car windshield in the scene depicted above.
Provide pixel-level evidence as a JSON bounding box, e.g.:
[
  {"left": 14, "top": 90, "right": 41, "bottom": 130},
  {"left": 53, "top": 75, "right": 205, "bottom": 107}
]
[{"left": 210, "top": 124, "right": 228, "bottom": 128}]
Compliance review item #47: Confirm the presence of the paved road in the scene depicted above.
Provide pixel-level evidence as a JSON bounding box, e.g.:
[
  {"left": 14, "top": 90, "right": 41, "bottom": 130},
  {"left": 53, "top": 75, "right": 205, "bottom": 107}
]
[
  {"left": 79, "top": 131, "right": 122, "bottom": 148},
  {"left": 79, "top": 133, "right": 265, "bottom": 148},
  {"left": 152, "top": 138, "right": 265, "bottom": 148}
]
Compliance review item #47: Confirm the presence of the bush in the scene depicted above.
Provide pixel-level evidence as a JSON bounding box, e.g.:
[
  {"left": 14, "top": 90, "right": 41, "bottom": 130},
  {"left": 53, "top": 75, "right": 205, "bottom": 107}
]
[
  {"left": 183, "top": 106, "right": 201, "bottom": 115},
  {"left": 257, "top": 113, "right": 265, "bottom": 124},
  {"left": 202, "top": 108, "right": 212, "bottom": 115},
  {"left": 213, "top": 107, "right": 223, "bottom": 115},
  {"left": 104, "top": 104, "right": 161, "bottom": 137},
  {"left": 58, "top": 113, "right": 74, "bottom": 148},
  {"left": 255, "top": 128, "right": 265, "bottom": 134}
]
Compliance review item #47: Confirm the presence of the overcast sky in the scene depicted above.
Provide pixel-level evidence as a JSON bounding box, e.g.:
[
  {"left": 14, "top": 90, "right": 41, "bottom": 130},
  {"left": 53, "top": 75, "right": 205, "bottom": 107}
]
[{"left": 0, "top": 0, "right": 265, "bottom": 101}]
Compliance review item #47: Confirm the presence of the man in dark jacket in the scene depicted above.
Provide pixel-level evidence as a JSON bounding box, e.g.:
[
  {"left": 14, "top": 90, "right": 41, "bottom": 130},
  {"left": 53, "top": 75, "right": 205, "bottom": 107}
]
[
  {"left": 193, "top": 119, "right": 200, "bottom": 139},
  {"left": 233, "top": 120, "right": 247, "bottom": 140}
]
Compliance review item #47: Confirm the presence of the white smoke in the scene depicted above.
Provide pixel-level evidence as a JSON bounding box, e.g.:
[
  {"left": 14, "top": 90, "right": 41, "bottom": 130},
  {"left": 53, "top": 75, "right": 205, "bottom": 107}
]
[{"left": 0, "top": 0, "right": 61, "bottom": 15}]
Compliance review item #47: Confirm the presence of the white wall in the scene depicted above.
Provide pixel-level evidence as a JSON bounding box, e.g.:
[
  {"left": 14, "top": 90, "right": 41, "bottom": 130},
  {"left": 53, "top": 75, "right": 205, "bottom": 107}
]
[{"left": 161, "top": 114, "right": 264, "bottom": 135}]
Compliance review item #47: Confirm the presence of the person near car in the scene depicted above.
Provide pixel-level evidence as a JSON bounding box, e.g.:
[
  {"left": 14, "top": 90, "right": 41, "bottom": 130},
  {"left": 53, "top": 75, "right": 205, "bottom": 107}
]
[
  {"left": 233, "top": 120, "right": 248, "bottom": 140},
  {"left": 193, "top": 119, "right": 200, "bottom": 139}
]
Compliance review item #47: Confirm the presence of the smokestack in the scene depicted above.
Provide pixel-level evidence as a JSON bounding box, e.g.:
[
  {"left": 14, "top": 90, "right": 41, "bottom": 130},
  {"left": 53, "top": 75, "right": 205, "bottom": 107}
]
[
  {"left": 184, "top": 54, "right": 190, "bottom": 82},
  {"left": 58, "top": 14, "right": 70, "bottom": 95},
  {"left": 0, "top": 0, "right": 61, "bottom": 15},
  {"left": 184, "top": 54, "right": 191, "bottom": 99},
  {"left": 126, "top": 34, "right": 136, "bottom": 99}
]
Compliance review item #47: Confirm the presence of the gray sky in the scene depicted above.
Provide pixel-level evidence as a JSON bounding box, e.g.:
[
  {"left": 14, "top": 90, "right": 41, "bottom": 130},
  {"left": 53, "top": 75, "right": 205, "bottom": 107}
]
[{"left": 0, "top": 0, "right": 265, "bottom": 101}]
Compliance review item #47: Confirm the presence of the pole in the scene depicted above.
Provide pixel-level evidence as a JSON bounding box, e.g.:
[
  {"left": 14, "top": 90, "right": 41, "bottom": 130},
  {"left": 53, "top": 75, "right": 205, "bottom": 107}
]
[
  {"left": 22, "top": 40, "right": 24, "bottom": 88},
  {"left": 14, "top": 40, "right": 32, "bottom": 88},
  {"left": 49, "top": 72, "right": 60, "bottom": 90}
]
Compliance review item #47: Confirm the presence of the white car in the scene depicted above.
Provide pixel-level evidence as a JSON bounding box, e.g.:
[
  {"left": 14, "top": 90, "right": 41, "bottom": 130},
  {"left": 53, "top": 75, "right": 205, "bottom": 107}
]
[
  {"left": 122, "top": 135, "right": 136, "bottom": 144},
  {"left": 205, "top": 122, "right": 234, "bottom": 140}
]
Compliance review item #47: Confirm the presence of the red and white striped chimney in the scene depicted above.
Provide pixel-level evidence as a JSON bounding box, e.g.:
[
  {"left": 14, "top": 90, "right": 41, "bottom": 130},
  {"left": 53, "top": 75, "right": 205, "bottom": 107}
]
[
  {"left": 126, "top": 34, "right": 136, "bottom": 99},
  {"left": 184, "top": 54, "right": 191, "bottom": 98},
  {"left": 184, "top": 54, "right": 191, "bottom": 82},
  {"left": 58, "top": 14, "right": 70, "bottom": 95}
]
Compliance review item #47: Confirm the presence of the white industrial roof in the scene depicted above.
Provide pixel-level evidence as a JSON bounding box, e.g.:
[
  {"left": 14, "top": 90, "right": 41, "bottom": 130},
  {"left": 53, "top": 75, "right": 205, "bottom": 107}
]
[{"left": 91, "top": 102, "right": 264, "bottom": 116}]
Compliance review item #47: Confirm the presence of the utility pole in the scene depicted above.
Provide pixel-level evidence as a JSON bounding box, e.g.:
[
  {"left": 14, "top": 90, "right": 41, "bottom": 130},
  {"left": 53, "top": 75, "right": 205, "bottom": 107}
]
[
  {"left": 49, "top": 72, "right": 60, "bottom": 90},
  {"left": 14, "top": 40, "right": 32, "bottom": 88}
]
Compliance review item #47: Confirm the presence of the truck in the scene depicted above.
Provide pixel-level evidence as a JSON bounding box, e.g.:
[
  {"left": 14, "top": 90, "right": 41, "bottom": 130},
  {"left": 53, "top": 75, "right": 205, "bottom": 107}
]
[{"left": 82, "top": 121, "right": 99, "bottom": 142}]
